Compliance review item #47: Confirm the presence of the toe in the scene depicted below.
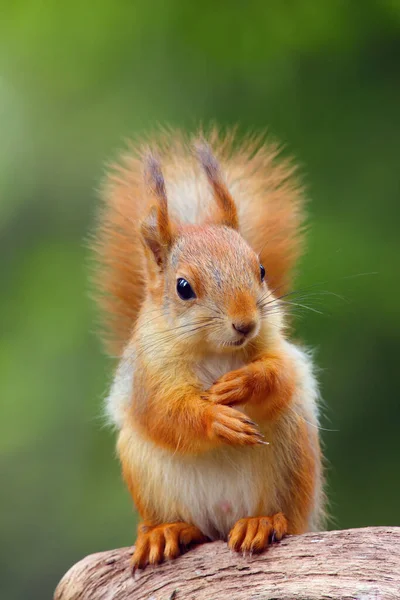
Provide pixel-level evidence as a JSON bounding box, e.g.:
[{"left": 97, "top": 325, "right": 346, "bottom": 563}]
[
  {"left": 148, "top": 528, "right": 166, "bottom": 565},
  {"left": 228, "top": 518, "right": 248, "bottom": 551},
  {"left": 164, "top": 526, "right": 181, "bottom": 560},
  {"left": 271, "top": 512, "right": 288, "bottom": 541},
  {"left": 131, "top": 536, "right": 150, "bottom": 572},
  {"left": 241, "top": 518, "right": 260, "bottom": 553},
  {"left": 250, "top": 517, "right": 272, "bottom": 553}
]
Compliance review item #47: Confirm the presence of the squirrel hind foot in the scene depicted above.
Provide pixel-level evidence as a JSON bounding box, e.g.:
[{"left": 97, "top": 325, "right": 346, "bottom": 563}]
[
  {"left": 131, "top": 521, "right": 209, "bottom": 573},
  {"left": 228, "top": 513, "right": 288, "bottom": 555}
]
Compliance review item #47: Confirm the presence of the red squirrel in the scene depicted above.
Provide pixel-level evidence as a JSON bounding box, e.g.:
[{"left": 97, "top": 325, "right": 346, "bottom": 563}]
[{"left": 93, "top": 128, "right": 324, "bottom": 571}]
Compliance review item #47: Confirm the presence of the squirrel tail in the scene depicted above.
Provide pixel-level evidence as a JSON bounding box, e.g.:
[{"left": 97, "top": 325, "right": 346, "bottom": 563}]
[{"left": 91, "top": 127, "right": 306, "bottom": 356}]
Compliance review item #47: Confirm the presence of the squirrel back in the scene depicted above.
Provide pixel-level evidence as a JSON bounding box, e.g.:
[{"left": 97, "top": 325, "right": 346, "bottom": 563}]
[{"left": 93, "top": 128, "right": 305, "bottom": 356}]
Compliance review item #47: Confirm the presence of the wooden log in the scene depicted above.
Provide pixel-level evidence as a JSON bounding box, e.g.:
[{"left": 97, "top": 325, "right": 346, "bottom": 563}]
[{"left": 54, "top": 527, "right": 400, "bottom": 600}]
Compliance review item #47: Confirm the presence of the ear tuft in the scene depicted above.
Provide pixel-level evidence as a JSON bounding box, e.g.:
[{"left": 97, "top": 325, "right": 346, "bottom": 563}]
[
  {"left": 194, "top": 140, "right": 220, "bottom": 183},
  {"left": 143, "top": 152, "right": 167, "bottom": 205},
  {"left": 194, "top": 140, "right": 239, "bottom": 230}
]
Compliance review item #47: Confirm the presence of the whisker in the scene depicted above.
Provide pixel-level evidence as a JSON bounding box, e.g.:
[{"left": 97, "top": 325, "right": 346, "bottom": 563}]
[
  {"left": 133, "top": 321, "right": 219, "bottom": 361},
  {"left": 280, "top": 300, "right": 325, "bottom": 316},
  {"left": 258, "top": 271, "right": 377, "bottom": 310}
]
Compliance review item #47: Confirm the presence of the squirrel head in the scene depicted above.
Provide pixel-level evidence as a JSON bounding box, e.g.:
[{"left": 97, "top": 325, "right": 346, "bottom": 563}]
[{"left": 139, "top": 144, "right": 283, "bottom": 354}]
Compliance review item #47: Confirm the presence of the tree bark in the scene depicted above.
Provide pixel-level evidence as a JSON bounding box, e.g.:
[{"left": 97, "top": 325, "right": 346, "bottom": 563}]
[{"left": 54, "top": 527, "right": 400, "bottom": 600}]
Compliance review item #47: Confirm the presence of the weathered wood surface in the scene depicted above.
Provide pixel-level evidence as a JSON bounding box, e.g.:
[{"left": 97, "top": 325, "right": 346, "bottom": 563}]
[{"left": 54, "top": 527, "right": 400, "bottom": 600}]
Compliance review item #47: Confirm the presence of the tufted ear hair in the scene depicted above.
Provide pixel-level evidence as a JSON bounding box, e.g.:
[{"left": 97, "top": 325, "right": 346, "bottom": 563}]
[
  {"left": 140, "top": 152, "right": 174, "bottom": 269},
  {"left": 194, "top": 140, "right": 239, "bottom": 230}
]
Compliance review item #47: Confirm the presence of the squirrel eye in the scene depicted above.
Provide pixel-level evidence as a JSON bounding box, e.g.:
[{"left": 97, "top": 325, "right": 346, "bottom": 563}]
[
  {"left": 176, "top": 278, "right": 196, "bottom": 300},
  {"left": 260, "top": 264, "right": 266, "bottom": 282}
]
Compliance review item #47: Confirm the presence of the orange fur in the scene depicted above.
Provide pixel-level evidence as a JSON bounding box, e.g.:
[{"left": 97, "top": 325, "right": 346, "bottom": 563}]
[
  {"left": 95, "top": 127, "right": 324, "bottom": 570},
  {"left": 283, "top": 419, "right": 321, "bottom": 534}
]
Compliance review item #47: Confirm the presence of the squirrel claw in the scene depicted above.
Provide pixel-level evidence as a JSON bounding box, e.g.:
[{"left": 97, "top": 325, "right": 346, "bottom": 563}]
[
  {"left": 209, "top": 404, "right": 264, "bottom": 447},
  {"left": 244, "top": 418, "right": 257, "bottom": 426}
]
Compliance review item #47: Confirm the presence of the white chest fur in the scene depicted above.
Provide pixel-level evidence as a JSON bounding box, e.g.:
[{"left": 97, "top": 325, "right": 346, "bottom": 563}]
[{"left": 193, "top": 353, "right": 245, "bottom": 389}]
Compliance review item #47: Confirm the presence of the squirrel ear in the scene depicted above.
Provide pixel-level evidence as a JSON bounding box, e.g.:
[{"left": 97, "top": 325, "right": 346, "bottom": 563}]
[
  {"left": 141, "top": 206, "right": 169, "bottom": 268},
  {"left": 140, "top": 152, "right": 174, "bottom": 269},
  {"left": 194, "top": 140, "right": 239, "bottom": 230}
]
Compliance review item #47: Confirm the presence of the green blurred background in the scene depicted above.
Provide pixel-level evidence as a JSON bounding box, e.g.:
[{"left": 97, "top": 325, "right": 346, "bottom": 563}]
[{"left": 1, "top": 2, "right": 399, "bottom": 599}]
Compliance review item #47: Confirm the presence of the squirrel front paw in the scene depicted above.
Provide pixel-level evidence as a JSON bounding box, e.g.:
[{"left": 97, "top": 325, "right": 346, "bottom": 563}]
[
  {"left": 207, "top": 367, "right": 254, "bottom": 406},
  {"left": 206, "top": 403, "right": 267, "bottom": 446}
]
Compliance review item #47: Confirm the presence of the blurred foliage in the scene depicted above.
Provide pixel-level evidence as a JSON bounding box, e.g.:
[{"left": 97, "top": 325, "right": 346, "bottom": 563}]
[{"left": 1, "top": 2, "right": 399, "bottom": 599}]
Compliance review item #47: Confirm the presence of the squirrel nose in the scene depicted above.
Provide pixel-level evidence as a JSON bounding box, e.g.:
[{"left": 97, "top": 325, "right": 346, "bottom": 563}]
[{"left": 232, "top": 320, "right": 256, "bottom": 336}]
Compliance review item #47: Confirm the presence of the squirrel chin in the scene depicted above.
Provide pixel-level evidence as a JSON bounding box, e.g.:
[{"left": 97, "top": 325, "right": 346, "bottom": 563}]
[
  {"left": 224, "top": 338, "right": 248, "bottom": 350},
  {"left": 213, "top": 338, "right": 251, "bottom": 354},
  {"left": 229, "top": 337, "right": 247, "bottom": 347}
]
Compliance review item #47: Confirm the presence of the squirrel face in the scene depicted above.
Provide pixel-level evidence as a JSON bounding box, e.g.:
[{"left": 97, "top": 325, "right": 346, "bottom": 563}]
[{"left": 161, "top": 225, "right": 269, "bottom": 352}]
